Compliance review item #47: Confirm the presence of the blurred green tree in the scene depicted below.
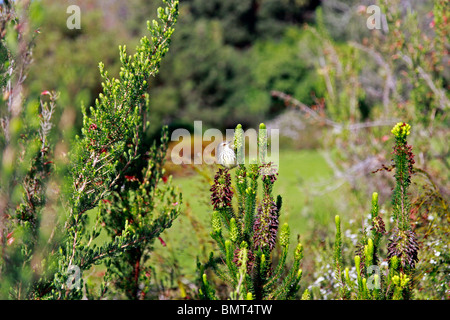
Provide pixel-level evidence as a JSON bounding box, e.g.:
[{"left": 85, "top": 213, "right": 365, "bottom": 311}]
[
  {"left": 25, "top": 0, "right": 321, "bottom": 135},
  {"left": 0, "top": 0, "right": 181, "bottom": 300},
  {"left": 26, "top": 0, "right": 135, "bottom": 131}
]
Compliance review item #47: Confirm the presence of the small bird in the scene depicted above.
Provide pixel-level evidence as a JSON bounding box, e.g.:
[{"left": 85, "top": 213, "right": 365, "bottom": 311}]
[{"left": 216, "top": 140, "right": 237, "bottom": 169}]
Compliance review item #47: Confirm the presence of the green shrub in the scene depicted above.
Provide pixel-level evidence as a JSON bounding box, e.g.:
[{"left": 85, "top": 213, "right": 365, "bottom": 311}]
[
  {"left": 198, "top": 123, "right": 305, "bottom": 300},
  {"left": 0, "top": 0, "right": 181, "bottom": 299},
  {"left": 333, "top": 122, "right": 420, "bottom": 300}
]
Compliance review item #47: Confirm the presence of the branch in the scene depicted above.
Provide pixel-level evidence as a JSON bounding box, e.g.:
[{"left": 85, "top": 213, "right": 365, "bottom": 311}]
[
  {"left": 271, "top": 90, "right": 341, "bottom": 129},
  {"left": 398, "top": 52, "right": 450, "bottom": 111},
  {"left": 349, "top": 41, "right": 400, "bottom": 113},
  {"left": 271, "top": 90, "right": 398, "bottom": 131}
]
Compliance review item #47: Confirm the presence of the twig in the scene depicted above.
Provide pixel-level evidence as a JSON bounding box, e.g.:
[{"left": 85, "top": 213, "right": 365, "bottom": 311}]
[
  {"left": 398, "top": 52, "right": 450, "bottom": 111},
  {"left": 271, "top": 90, "right": 398, "bottom": 131},
  {"left": 349, "top": 41, "right": 399, "bottom": 114}
]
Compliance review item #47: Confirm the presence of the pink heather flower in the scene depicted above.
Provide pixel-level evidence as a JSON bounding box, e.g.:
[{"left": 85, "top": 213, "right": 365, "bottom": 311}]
[
  {"left": 158, "top": 237, "right": 167, "bottom": 247},
  {"left": 124, "top": 175, "right": 138, "bottom": 182},
  {"left": 210, "top": 168, "right": 233, "bottom": 210},
  {"left": 253, "top": 196, "right": 279, "bottom": 251},
  {"left": 7, "top": 232, "right": 14, "bottom": 246}
]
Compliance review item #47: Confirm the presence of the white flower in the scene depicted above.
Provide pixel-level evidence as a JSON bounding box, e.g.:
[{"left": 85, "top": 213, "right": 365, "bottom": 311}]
[{"left": 315, "top": 276, "right": 325, "bottom": 284}]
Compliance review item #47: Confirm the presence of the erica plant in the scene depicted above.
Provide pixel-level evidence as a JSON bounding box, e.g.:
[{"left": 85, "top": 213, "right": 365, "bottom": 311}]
[
  {"left": 334, "top": 122, "right": 419, "bottom": 300},
  {"left": 199, "top": 123, "right": 305, "bottom": 300},
  {"left": 386, "top": 122, "right": 419, "bottom": 298},
  {"left": 56, "top": 0, "right": 181, "bottom": 299},
  {"left": 0, "top": 0, "right": 180, "bottom": 299}
]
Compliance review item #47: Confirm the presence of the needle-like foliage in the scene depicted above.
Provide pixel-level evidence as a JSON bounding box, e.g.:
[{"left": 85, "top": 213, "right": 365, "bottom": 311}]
[
  {"left": 0, "top": 0, "right": 180, "bottom": 299},
  {"left": 199, "top": 123, "right": 304, "bottom": 300},
  {"left": 334, "top": 122, "right": 419, "bottom": 300}
]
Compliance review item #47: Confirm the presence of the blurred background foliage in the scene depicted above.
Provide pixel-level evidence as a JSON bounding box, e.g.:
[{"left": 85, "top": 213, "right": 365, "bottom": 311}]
[
  {"left": 11, "top": 0, "right": 449, "bottom": 299},
  {"left": 26, "top": 0, "right": 322, "bottom": 134}
]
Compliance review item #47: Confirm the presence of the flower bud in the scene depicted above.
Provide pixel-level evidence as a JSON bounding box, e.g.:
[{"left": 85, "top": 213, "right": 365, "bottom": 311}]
[
  {"left": 211, "top": 211, "right": 221, "bottom": 234},
  {"left": 296, "top": 269, "right": 303, "bottom": 282},
  {"left": 345, "top": 267, "right": 350, "bottom": 283},
  {"left": 372, "top": 192, "right": 378, "bottom": 206},
  {"left": 230, "top": 218, "right": 238, "bottom": 242},
  {"left": 390, "top": 255, "right": 399, "bottom": 270},
  {"left": 335, "top": 215, "right": 341, "bottom": 230},
  {"left": 392, "top": 275, "right": 400, "bottom": 286},
  {"left": 355, "top": 255, "right": 361, "bottom": 272},
  {"left": 391, "top": 122, "right": 411, "bottom": 139},
  {"left": 279, "top": 223, "right": 290, "bottom": 247},
  {"left": 295, "top": 243, "right": 303, "bottom": 261}
]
